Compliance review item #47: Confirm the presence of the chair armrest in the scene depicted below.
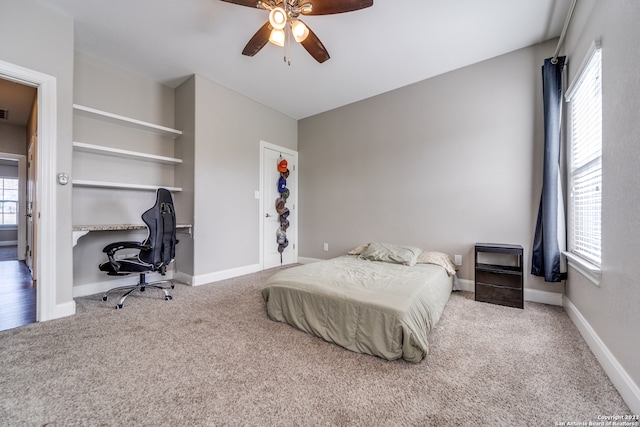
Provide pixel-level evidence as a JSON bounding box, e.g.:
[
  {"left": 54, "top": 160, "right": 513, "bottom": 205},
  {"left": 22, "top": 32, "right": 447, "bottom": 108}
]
[
  {"left": 102, "top": 241, "right": 150, "bottom": 254},
  {"left": 102, "top": 241, "right": 152, "bottom": 273}
]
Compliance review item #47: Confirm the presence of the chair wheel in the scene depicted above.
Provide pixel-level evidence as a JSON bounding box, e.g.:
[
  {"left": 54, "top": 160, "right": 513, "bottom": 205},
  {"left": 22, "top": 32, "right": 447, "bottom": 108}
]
[
  {"left": 102, "top": 296, "right": 108, "bottom": 301},
  {"left": 116, "top": 304, "right": 123, "bottom": 309},
  {"left": 170, "top": 285, "right": 175, "bottom": 289},
  {"left": 165, "top": 295, "right": 172, "bottom": 301}
]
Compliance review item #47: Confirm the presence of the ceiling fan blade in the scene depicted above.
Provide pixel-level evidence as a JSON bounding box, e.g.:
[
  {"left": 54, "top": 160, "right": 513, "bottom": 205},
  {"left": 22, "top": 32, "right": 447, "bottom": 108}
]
[
  {"left": 219, "top": 0, "right": 261, "bottom": 8},
  {"left": 242, "top": 22, "right": 271, "bottom": 57},
  {"left": 299, "top": 24, "right": 330, "bottom": 63},
  {"left": 303, "top": 0, "right": 373, "bottom": 15}
]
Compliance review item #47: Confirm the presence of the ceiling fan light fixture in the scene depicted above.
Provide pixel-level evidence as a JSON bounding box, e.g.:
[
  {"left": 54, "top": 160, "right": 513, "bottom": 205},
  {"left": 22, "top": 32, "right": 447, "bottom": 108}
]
[
  {"left": 269, "top": 28, "right": 285, "bottom": 47},
  {"left": 298, "top": 3, "right": 313, "bottom": 14},
  {"left": 291, "top": 20, "right": 309, "bottom": 43},
  {"left": 269, "top": 7, "right": 287, "bottom": 30}
]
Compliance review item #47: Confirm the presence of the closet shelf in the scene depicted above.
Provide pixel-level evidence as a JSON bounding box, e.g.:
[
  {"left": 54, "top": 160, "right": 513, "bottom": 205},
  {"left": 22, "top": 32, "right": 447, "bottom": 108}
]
[
  {"left": 73, "top": 142, "right": 182, "bottom": 165},
  {"left": 72, "top": 179, "right": 182, "bottom": 192},
  {"left": 73, "top": 104, "right": 182, "bottom": 138}
]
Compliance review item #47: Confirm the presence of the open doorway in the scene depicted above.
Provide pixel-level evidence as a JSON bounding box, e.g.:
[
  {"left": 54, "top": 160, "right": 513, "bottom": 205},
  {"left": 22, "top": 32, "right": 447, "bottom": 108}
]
[
  {"left": 0, "top": 59, "right": 62, "bottom": 323},
  {"left": 0, "top": 77, "right": 37, "bottom": 331}
]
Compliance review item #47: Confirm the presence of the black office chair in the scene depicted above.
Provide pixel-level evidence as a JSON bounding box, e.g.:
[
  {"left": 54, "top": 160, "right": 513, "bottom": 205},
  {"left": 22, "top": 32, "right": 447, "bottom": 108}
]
[{"left": 99, "top": 188, "right": 178, "bottom": 309}]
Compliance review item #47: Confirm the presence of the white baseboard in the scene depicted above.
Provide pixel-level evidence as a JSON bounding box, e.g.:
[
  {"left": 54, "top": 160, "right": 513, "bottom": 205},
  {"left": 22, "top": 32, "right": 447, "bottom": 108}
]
[
  {"left": 455, "top": 278, "right": 474, "bottom": 292},
  {"left": 72, "top": 271, "right": 175, "bottom": 298},
  {"left": 52, "top": 300, "right": 76, "bottom": 319},
  {"left": 173, "top": 270, "right": 194, "bottom": 286},
  {"left": 563, "top": 296, "right": 640, "bottom": 414},
  {"left": 524, "top": 288, "right": 564, "bottom": 306},
  {"left": 189, "top": 263, "right": 262, "bottom": 287},
  {"left": 0, "top": 240, "right": 18, "bottom": 246}
]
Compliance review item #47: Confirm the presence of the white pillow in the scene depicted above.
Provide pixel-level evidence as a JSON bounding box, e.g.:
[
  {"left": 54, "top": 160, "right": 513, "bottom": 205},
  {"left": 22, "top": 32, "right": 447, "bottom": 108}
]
[
  {"left": 416, "top": 251, "right": 457, "bottom": 276},
  {"left": 347, "top": 244, "right": 368, "bottom": 255},
  {"left": 358, "top": 242, "right": 422, "bottom": 266}
]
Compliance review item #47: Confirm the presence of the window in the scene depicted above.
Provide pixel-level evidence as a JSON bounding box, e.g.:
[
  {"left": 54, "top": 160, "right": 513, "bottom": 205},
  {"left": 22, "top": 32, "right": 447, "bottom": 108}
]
[
  {"left": 0, "top": 177, "right": 19, "bottom": 226},
  {"left": 566, "top": 43, "right": 602, "bottom": 271}
]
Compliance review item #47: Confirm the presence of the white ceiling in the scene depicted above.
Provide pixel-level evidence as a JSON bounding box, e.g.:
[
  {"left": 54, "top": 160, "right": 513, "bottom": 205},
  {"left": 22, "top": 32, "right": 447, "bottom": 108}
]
[{"left": 33, "top": 0, "right": 570, "bottom": 120}]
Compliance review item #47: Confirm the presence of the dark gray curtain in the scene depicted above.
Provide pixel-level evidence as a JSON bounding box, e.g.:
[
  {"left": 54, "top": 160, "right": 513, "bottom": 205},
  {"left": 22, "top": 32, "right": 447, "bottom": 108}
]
[{"left": 532, "top": 56, "right": 567, "bottom": 282}]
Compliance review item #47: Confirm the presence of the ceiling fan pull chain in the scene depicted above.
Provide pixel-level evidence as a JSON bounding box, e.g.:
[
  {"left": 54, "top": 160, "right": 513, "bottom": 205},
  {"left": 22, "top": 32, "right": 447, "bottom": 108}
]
[{"left": 286, "top": 21, "right": 292, "bottom": 66}]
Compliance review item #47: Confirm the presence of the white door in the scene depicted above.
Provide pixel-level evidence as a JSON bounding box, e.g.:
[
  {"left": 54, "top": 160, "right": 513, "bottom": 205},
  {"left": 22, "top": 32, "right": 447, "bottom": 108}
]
[
  {"left": 262, "top": 143, "right": 297, "bottom": 269},
  {"left": 26, "top": 136, "right": 37, "bottom": 279}
]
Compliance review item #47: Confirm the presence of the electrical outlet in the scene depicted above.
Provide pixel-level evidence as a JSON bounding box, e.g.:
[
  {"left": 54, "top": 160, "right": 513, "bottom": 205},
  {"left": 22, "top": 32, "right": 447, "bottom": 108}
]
[
  {"left": 454, "top": 254, "right": 463, "bottom": 266},
  {"left": 323, "top": 243, "right": 329, "bottom": 252}
]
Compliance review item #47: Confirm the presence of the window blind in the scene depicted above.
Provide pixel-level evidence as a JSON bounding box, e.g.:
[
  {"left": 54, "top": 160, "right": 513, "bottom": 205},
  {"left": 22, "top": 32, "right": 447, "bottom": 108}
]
[{"left": 568, "top": 48, "right": 602, "bottom": 267}]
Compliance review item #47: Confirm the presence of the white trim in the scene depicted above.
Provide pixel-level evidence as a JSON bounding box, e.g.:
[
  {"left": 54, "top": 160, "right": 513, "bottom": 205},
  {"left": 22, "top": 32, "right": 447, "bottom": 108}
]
[
  {"left": 563, "top": 296, "right": 640, "bottom": 414},
  {"left": 0, "top": 59, "right": 67, "bottom": 322},
  {"left": 564, "top": 251, "right": 601, "bottom": 285},
  {"left": 524, "top": 288, "right": 564, "bottom": 306},
  {"left": 190, "top": 263, "right": 262, "bottom": 287},
  {"left": 0, "top": 240, "right": 18, "bottom": 246},
  {"left": 565, "top": 39, "right": 602, "bottom": 101},
  {"left": 52, "top": 301, "right": 77, "bottom": 319},
  {"left": 456, "top": 277, "right": 475, "bottom": 292},
  {"left": 173, "top": 270, "right": 194, "bottom": 286}
]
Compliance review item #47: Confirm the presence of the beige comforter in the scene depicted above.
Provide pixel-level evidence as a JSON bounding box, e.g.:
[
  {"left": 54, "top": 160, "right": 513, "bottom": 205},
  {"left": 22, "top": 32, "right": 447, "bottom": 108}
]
[{"left": 262, "top": 256, "right": 453, "bottom": 363}]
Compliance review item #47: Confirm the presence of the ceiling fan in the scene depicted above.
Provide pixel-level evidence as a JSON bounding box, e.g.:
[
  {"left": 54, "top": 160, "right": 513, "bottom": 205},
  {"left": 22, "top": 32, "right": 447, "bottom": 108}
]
[{"left": 220, "top": 0, "right": 373, "bottom": 63}]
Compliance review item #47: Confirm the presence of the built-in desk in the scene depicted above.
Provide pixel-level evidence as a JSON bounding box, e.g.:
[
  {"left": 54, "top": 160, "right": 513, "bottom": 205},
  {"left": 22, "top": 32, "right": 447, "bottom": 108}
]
[{"left": 72, "top": 224, "right": 192, "bottom": 246}]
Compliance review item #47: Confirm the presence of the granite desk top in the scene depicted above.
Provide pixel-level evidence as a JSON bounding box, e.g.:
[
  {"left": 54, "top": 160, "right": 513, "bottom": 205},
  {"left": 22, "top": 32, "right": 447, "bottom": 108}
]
[{"left": 73, "top": 224, "right": 191, "bottom": 232}]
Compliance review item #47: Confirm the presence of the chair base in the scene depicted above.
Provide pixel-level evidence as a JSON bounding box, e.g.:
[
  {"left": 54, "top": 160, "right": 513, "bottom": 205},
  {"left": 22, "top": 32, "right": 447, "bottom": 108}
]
[{"left": 102, "top": 272, "right": 174, "bottom": 309}]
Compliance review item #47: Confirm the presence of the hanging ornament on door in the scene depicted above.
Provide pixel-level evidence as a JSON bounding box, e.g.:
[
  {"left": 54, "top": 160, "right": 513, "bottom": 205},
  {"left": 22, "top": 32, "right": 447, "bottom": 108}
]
[{"left": 275, "top": 155, "right": 290, "bottom": 264}]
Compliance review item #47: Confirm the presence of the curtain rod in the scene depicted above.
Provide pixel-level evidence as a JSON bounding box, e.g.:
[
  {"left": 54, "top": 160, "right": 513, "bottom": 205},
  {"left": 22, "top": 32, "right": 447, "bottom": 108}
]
[{"left": 551, "top": 0, "right": 577, "bottom": 64}]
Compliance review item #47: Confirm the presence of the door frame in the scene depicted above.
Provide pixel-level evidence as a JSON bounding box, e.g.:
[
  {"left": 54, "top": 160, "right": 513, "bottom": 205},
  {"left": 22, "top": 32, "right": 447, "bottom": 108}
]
[
  {"left": 0, "top": 59, "right": 59, "bottom": 322},
  {"left": 259, "top": 140, "right": 298, "bottom": 269}
]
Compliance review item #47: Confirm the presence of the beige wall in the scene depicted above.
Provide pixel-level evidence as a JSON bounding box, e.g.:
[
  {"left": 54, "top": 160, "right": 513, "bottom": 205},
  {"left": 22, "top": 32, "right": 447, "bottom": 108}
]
[
  {"left": 0, "top": 123, "right": 27, "bottom": 155},
  {"left": 177, "top": 74, "right": 297, "bottom": 278},
  {"left": 298, "top": 39, "right": 560, "bottom": 295},
  {"left": 562, "top": 0, "right": 640, "bottom": 408}
]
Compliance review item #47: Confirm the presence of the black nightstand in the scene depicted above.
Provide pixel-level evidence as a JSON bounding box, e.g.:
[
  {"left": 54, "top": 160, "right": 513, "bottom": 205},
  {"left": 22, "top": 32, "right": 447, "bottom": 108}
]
[{"left": 474, "top": 243, "right": 524, "bottom": 309}]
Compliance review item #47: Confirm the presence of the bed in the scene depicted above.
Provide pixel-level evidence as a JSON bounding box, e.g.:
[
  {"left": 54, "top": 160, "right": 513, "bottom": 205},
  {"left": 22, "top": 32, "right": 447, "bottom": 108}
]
[{"left": 262, "top": 243, "right": 456, "bottom": 363}]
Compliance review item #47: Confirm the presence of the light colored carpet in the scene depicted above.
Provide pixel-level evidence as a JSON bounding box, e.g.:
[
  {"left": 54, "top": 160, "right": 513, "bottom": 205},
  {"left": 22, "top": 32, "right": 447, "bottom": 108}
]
[{"left": 0, "top": 266, "right": 631, "bottom": 426}]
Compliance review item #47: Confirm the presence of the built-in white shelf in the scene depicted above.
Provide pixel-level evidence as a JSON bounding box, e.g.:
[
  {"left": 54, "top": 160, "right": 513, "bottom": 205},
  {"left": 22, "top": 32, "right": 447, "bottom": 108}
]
[
  {"left": 72, "top": 179, "right": 182, "bottom": 192},
  {"left": 73, "top": 104, "right": 183, "bottom": 138},
  {"left": 73, "top": 142, "right": 182, "bottom": 165}
]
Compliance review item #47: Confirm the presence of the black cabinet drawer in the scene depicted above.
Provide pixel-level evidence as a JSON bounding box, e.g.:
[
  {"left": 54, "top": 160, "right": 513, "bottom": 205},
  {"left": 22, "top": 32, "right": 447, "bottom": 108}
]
[
  {"left": 476, "top": 270, "right": 522, "bottom": 289},
  {"left": 475, "top": 283, "right": 523, "bottom": 309}
]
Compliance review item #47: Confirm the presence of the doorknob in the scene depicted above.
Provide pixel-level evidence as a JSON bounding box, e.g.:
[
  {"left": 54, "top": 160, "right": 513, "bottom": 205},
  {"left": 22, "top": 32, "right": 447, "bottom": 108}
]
[{"left": 265, "top": 213, "right": 272, "bottom": 218}]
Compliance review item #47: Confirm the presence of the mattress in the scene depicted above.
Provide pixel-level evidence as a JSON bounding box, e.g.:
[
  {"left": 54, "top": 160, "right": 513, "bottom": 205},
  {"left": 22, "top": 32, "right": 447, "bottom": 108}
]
[{"left": 262, "top": 255, "right": 453, "bottom": 363}]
